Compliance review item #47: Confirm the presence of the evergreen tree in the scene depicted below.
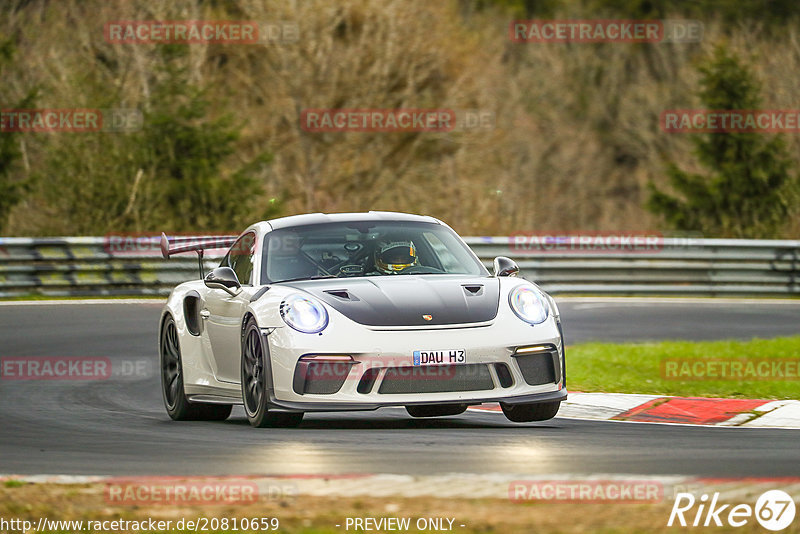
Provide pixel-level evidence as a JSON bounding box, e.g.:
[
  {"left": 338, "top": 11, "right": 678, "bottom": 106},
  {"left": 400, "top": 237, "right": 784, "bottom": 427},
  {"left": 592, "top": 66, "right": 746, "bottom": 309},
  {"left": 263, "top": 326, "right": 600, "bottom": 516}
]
[
  {"left": 0, "top": 38, "right": 37, "bottom": 233},
  {"left": 647, "top": 45, "right": 795, "bottom": 238},
  {"left": 139, "top": 45, "right": 274, "bottom": 232}
]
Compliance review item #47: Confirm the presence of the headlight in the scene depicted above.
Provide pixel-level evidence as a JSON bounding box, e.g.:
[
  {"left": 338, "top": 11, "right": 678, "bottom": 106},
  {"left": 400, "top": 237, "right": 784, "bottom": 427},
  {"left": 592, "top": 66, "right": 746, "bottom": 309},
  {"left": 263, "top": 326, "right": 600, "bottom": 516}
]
[
  {"left": 509, "top": 285, "right": 549, "bottom": 325},
  {"left": 280, "top": 294, "right": 329, "bottom": 333}
]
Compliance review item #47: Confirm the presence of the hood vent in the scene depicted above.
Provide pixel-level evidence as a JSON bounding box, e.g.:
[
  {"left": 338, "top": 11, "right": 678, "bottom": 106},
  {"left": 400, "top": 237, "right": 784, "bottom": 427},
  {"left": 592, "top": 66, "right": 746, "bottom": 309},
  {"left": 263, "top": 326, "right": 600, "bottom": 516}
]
[
  {"left": 324, "top": 289, "right": 354, "bottom": 300},
  {"left": 462, "top": 284, "right": 484, "bottom": 296}
]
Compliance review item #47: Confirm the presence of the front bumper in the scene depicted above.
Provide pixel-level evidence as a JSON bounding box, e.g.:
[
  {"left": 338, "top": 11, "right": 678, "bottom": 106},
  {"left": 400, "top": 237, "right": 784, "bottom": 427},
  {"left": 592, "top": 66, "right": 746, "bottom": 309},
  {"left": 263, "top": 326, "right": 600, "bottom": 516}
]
[
  {"left": 267, "top": 389, "right": 568, "bottom": 412},
  {"left": 264, "top": 309, "right": 566, "bottom": 411}
]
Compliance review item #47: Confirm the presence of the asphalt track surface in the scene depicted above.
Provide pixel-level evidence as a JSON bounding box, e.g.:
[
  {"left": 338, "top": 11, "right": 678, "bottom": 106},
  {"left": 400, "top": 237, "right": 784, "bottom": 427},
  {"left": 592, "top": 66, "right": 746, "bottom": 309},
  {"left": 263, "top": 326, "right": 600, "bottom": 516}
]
[{"left": 0, "top": 299, "right": 798, "bottom": 477}]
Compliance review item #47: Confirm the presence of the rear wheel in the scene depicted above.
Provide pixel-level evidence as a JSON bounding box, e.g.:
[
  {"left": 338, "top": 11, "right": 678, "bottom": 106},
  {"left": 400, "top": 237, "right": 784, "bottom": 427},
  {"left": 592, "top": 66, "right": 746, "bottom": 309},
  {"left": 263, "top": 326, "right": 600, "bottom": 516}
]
[
  {"left": 241, "top": 317, "right": 304, "bottom": 428},
  {"left": 500, "top": 401, "right": 560, "bottom": 423},
  {"left": 160, "top": 315, "right": 232, "bottom": 421},
  {"left": 406, "top": 404, "right": 468, "bottom": 418}
]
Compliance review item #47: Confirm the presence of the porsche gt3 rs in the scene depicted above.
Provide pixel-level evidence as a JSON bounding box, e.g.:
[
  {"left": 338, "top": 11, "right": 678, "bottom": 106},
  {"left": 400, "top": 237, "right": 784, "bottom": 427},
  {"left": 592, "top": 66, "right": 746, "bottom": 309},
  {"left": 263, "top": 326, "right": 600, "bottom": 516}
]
[{"left": 158, "top": 211, "right": 566, "bottom": 427}]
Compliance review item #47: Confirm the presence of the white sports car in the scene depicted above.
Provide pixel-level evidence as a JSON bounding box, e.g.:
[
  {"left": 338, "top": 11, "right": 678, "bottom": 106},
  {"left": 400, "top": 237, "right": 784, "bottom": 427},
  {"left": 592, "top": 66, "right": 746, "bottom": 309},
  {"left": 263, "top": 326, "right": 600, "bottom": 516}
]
[{"left": 159, "top": 212, "right": 566, "bottom": 427}]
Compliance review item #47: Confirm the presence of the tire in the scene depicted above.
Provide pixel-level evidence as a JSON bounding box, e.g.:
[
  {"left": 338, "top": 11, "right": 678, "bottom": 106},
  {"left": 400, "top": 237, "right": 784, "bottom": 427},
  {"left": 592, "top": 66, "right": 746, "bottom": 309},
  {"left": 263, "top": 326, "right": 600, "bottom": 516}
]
[
  {"left": 500, "top": 401, "right": 560, "bottom": 423},
  {"left": 406, "top": 404, "right": 468, "bottom": 418},
  {"left": 160, "top": 315, "right": 232, "bottom": 421},
  {"left": 241, "top": 317, "right": 304, "bottom": 428}
]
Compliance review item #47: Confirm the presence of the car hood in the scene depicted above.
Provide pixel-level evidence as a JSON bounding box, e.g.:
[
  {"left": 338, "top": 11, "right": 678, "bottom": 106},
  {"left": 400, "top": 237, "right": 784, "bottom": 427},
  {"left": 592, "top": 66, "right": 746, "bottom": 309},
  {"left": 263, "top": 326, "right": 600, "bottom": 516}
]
[{"left": 282, "top": 275, "right": 500, "bottom": 327}]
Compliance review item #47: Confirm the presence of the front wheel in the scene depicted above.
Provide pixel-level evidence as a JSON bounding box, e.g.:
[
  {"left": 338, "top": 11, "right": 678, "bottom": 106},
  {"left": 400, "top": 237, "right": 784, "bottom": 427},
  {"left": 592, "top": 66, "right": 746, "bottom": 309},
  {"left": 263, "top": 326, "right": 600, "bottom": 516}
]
[
  {"left": 500, "top": 401, "right": 560, "bottom": 423},
  {"left": 160, "top": 315, "right": 232, "bottom": 421},
  {"left": 241, "top": 317, "right": 304, "bottom": 428}
]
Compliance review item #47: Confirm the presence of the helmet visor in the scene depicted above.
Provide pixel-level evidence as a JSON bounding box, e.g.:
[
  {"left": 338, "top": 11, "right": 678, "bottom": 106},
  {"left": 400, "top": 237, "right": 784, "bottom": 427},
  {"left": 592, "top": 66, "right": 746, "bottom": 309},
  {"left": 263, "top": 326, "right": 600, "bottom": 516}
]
[
  {"left": 377, "top": 243, "right": 417, "bottom": 273},
  {"left": 382, "top": 245, "right": 415, "bottom": 265}
]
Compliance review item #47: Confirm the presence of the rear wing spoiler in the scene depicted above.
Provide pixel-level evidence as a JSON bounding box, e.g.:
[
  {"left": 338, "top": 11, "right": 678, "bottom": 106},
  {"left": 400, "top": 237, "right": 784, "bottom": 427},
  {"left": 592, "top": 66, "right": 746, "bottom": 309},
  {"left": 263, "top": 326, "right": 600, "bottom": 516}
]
[
  {"left": 160, "top": 233, "right": 238, "bottom": 259},
  {"left": 160, "top": 232, "right": 238, "bottom": 278}
]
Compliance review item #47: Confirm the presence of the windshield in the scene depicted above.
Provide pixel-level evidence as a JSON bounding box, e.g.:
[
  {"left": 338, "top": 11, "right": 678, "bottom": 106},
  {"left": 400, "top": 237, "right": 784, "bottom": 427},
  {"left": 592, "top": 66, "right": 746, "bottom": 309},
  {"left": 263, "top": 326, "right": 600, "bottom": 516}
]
[{"left": 261, "top": 221, "right": 486, "bottom": 283}]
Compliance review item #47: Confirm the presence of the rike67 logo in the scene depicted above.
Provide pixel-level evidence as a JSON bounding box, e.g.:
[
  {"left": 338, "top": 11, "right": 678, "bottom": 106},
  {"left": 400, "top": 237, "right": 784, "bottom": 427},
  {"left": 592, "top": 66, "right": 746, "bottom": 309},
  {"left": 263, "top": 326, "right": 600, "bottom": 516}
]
[{"left": 669, "top": 490, "right": 796, "bottom": 531}]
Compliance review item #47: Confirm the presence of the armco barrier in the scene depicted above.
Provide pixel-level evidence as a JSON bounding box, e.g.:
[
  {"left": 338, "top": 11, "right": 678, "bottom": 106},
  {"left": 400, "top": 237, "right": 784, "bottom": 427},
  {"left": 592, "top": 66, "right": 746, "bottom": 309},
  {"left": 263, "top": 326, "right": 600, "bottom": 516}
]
[
  {"left": 0, "top": 236, "right": 226, "bottom": 298},
  {"left": 466, "top": 237, "right": 800, "bottom": 296},
  {"left": 0, "top": 236, "right": 797, "bottom": 298}
]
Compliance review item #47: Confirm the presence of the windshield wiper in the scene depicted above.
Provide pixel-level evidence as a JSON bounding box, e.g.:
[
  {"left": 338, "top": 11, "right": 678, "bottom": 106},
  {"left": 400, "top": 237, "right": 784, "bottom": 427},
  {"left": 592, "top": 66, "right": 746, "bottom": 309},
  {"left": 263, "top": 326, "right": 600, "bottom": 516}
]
[{"left": 274, "top": 275, "right": 337, "bottom": 283}]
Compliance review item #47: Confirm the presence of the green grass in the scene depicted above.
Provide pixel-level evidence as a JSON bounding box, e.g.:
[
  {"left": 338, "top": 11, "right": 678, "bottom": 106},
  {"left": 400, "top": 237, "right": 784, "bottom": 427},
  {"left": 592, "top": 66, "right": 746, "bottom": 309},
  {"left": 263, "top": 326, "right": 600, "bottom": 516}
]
[
  {"left": 568, "top": 336, "right": 800, "bottom": 399},
  {"left": 4, "top": 480, "right": 25, "bottom": 488}
]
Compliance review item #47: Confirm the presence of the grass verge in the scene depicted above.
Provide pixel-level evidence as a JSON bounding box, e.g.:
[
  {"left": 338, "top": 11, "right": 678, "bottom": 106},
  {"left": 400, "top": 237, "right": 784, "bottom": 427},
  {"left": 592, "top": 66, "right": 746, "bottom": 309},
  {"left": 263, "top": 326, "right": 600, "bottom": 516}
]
[
  {"left": 0, "top": 482, "right": 782, "bottom": 534},
  {"left": 568, "top": 336, "right": 800, "bottom": 399}
]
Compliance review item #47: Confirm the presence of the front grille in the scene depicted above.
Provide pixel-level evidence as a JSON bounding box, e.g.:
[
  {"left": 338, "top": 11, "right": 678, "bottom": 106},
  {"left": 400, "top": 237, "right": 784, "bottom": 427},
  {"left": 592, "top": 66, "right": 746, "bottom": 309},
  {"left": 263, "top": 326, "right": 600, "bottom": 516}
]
[
  {"left": 515, "top": 351, "right": 558, "bottom": 386},
  {"left": 293, "top": 360, "right": 352, "bottom": 395},
  {"left": 357, "top": 367, "right": 381, "bottom": 394},
  {"left": 377, "top": 364, "right": 494, "bottom": 394},
  {"left": 494, "top": 363, "right": 514, "bottom": 388}
]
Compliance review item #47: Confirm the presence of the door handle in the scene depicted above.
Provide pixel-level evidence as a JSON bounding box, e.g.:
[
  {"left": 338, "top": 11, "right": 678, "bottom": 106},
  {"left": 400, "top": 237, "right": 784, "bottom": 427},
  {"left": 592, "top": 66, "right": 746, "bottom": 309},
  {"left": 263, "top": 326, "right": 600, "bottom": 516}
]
[{"left": 200, "top": 309, "right": 210, "bottom": 320}]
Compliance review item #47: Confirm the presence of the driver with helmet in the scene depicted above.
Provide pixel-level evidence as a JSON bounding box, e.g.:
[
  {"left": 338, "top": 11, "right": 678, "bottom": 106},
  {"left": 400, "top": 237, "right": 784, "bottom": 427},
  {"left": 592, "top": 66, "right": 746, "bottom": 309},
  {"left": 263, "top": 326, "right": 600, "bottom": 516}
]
[{"left": 373, "top": 241, "right": 419, "bottom": 274}]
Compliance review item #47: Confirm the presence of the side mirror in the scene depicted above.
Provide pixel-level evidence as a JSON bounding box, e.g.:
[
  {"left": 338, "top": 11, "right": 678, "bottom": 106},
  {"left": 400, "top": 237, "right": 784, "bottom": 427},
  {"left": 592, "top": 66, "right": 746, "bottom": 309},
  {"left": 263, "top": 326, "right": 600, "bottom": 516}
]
[
  {"left": 204, "top": 267, "right": 242, "bottom": 296},
  {"left": 493, "top": 256, "right": 519, "bottom": 277}
]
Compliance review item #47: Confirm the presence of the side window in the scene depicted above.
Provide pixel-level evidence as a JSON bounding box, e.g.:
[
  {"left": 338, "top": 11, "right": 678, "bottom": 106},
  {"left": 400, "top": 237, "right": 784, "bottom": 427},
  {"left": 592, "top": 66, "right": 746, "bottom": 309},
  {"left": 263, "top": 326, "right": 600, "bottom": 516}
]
[
  {"left": 224, "top": 232, "right": 256, "bottom": 286},
  {"left": 423, "top": 232, "right": 462, "bottom": 272}
]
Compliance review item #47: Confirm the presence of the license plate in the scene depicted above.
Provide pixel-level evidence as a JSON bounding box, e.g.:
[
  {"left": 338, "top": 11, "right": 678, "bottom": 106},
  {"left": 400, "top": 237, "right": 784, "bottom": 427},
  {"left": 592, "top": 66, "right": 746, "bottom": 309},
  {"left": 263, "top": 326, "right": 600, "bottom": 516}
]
[{"left": 413, "top": 349, "right": 466, "bottom": 366}]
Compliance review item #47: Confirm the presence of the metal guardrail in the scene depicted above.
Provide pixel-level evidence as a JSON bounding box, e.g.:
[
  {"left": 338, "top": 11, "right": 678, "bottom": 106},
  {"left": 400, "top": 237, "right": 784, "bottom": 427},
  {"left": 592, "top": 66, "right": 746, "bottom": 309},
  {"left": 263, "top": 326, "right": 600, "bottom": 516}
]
[
  {"left": 0, "top": 236, "right": 797, "bottom": 297},
  {"left": 0, "top": 236, "right": 226, "bottom": 298},
  {"left": 465, "top": 237, "right": 800, "bottom": 296}
]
